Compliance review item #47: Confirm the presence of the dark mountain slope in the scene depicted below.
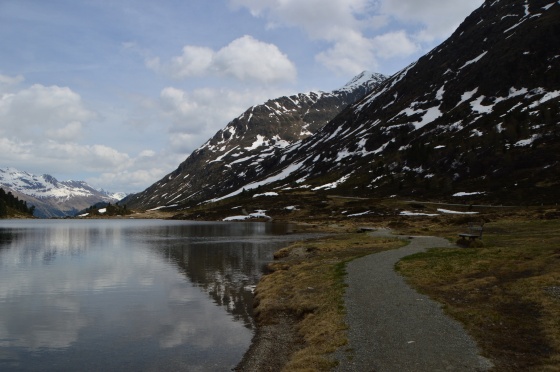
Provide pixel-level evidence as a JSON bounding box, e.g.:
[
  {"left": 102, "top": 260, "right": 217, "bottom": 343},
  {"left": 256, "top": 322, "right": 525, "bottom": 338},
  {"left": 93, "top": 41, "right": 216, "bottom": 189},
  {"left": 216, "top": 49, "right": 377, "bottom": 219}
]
[
  {"left": 125, "top": 72, "right": 386, "bottom": 209},
  {"left": 222, "top": 0, "right": 560, "bottom": 205}
]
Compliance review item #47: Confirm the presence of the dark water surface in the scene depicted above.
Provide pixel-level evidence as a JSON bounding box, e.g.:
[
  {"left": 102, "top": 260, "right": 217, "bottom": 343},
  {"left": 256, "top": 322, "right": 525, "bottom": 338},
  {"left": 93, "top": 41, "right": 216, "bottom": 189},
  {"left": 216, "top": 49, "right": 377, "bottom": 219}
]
[{"left": 0, "top": 219, "right": 306, "bottom": 371}]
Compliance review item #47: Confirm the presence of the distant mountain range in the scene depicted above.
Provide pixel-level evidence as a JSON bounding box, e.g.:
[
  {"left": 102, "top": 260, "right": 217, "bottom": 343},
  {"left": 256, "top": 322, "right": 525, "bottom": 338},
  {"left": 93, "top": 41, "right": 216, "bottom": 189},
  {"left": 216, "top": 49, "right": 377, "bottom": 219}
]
[
  {"left": 0, "top": 167, "right": 125, "bottom": 218},
  {"left": 124, "top": 0, "right": 560, "bottom": 211}
]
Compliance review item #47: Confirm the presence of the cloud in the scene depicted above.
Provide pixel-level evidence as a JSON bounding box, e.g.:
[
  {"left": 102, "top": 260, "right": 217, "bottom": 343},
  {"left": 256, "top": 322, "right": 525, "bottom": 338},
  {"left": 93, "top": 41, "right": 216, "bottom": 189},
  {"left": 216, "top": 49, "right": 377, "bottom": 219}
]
[
  {"left": 230, "top": 0, "right": 483, "bottom": 75},
  {"left": 151, "top": 35, "right": 297, "bottom": 84},
  {"left": 371, "top": 30, "right": 419, "bottom": 59},
  {"left": 380, "top": 0, "right": 484, "bottom": 42},
  {"left": 159, "top": 85, "right": 288, "bottom": 153},
  {"left": 0, "top": 81, "right": 146, "bottom": 191},
  {"left": 0, "top": 84, "right": 95, "bottom": 141},
  {"left": 0, "top": 74, "right": 25, "bottom": 93}
]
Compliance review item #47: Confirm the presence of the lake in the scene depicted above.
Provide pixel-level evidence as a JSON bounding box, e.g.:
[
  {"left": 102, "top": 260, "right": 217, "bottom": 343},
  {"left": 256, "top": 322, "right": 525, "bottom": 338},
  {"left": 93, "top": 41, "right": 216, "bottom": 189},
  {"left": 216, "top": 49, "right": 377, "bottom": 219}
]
[{"left": 0, "top": 219, "right": 308, "bottom": 371}]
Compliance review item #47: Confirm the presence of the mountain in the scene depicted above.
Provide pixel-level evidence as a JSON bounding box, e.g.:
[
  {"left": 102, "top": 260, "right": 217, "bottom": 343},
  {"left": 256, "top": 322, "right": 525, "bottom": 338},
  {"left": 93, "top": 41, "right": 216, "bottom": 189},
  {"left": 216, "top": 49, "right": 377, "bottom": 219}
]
[
  {"left": 0, "top": 167, "right": 126, "bottom": 218},
  {"left": 259, "top": 0, "right": 560, "bottom": 205},
  {"left": 124, "top": 71, "right": 386, "bottom": 209},
  {"left": 127, "top": 0, "right": 560, "bottom": 213}
]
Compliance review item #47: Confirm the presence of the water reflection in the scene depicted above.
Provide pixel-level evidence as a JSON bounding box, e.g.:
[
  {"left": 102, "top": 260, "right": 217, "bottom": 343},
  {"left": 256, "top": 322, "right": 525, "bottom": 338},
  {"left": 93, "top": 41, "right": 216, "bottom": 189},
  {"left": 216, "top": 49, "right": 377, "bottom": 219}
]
[{"left": 0, "top": 219, "right": 305, "bottom": 371}]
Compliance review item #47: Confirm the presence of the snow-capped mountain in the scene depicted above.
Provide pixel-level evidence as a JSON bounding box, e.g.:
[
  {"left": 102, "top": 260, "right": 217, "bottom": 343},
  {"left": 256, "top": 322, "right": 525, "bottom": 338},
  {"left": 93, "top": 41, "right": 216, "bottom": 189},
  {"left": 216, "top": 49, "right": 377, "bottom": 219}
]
[
  {"left": 0, "top": 167, "right": 125, "bottom": 218},
  {"left": 127, "top": 0, "right": 560, "bottom": 210},
  {"left": 124, "top": 71, "right": 386, "bottom": 209},
  {"left": 257, "top": 0, "right": 560, "bottom": 205}
]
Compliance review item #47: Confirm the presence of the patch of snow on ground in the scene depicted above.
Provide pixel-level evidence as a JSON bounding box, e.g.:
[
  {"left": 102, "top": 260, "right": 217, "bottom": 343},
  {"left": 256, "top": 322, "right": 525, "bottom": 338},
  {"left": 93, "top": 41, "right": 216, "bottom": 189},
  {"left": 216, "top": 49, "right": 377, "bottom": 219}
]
[
  {"left": 514, "top": 134, "right": 539, "bottom": 147},
  {"left": 437, "top": 208, "right": 479, "bottom": 215},
  {"left": 98, "top": 208, "right": 107, "bottom": 214},
  {"left": 347, "top": 211, "right": 372, "bottom": 217},
  {"left": 211, "top": 161, "right": 306, "bottom": 202},
  {"left": 453, "top": 192, "right": 485, "bottom": 197},
  {"left": 336, "top": 149, "right": 352, "bottom": 162},
  {"left": 459, "top": 51, "right": 488, "bottom": 70},
  {"left": 436, "top": 85, "right": 445, "bottom": 100},
  {"left": 313, "top": 174, "right": 351, "bottom": 191},
  {"left": 414, "top": 105, "right": 442, "bottom": 130},
  {"left": 253, "top": 192, "right": 279, "bottom": 197},
  {"left": 285, "top": 206, "right": 298, "bottom": 211},
  {"left": 223, "top": 210, "right": 270, "bottom": 221},
  {"left": 209, "top": 146, "right": 239, "bottom": 163},
  {"left": 529, "top": 90, "right": 560, "bottom": 108},
  {"left": 400, "top": 211, "right": 439, "bottom": 216},
  {"left": 470, "top": 96, "right": 494, "bottom": 114},
  {"left": 504, "top": 19, "right": 526, "bottom": 33},
  {"left": 246, "top": 135, "right": 268, "bottom": 150},
  {"left": 470, "top": 129, "right": 484, "bottom": 137}
]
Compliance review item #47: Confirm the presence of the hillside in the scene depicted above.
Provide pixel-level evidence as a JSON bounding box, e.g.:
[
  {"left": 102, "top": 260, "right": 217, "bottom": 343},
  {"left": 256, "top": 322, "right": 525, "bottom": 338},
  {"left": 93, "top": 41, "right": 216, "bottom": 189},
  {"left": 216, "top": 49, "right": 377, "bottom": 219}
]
[
  {"left": 0, "top": 187, "right": 35, "bottom": 218},
  {"left": 126, "top": 0, "right": 560, "bottom": 215},
  {"left": 0, "top": 167, "right": 125, "bottom": 218},
  {"left": 124, "top": 72, "right": 386, "bottom": 209}
]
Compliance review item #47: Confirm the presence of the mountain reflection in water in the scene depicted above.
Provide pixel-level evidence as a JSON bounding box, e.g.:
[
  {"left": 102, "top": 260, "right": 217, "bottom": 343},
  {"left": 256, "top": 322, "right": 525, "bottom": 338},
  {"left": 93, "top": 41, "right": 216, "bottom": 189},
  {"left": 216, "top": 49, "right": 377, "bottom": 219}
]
[{"left": 0, "top": 219, "right": 309, "bottom": 371}]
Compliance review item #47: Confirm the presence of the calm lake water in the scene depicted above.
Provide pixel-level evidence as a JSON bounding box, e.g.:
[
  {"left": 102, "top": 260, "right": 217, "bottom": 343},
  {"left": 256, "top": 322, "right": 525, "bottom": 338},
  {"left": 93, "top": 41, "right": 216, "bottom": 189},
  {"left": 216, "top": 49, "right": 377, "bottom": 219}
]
[{"left": 0, "top": 219, "right": 307, "bottom": 371}]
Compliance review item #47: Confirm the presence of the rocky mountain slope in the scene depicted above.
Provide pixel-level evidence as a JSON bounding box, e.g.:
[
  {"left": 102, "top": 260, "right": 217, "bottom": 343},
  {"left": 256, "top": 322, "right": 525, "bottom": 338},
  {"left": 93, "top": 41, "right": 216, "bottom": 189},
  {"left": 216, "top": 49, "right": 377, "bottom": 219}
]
[
  {"left": 0, "top": 167, "right": 125, "bottom": 218},
  {"left": 124, "top": 71, "right": 386, "bottom": 209},
  {"left": 261, "top": 0, "right": 560, "bottom": 205},
  {"left": 128, "top": 0, "right": 560, "bottom": 211}
]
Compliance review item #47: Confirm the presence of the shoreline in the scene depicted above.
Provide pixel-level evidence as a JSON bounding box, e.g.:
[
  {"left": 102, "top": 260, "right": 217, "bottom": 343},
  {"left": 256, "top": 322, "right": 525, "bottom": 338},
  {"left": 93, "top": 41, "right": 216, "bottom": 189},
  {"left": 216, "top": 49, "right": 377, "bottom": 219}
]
[
  {"left": 233, "top": 224, "right": 403, "bottom": 371},
  {"left": 235, "top": 312, "right": 301, "bottom": 371}
]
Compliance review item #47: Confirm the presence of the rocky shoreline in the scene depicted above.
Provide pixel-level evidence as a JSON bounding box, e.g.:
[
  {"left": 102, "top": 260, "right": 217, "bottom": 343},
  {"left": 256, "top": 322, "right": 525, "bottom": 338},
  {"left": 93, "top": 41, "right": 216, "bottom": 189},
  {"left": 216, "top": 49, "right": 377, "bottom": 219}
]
[{"left": 234, "top": 312, "right": 301, "bottom": 371}]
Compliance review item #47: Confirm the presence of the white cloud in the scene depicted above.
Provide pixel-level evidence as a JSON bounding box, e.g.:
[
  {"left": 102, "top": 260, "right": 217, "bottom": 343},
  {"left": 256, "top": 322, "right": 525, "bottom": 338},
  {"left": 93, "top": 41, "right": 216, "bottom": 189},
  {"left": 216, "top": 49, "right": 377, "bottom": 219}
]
[
  {"left": 371, "top": 30, "right": 419, "bottom": 59},
  {"left": 45, "top": 121, "right": 83, "bottom": 142},
  {"left": 0, "top": 84, "right": 95, "bottom": 141},
  {"left": 0, "top": 74, "right": 25, "bottom": 93},
  {"left": 316, "top": 30, "right": 379, "bottom": 75},
  {"left": 0, "top": 81, "right": 146, "bottom": 191},
  {"left": 230, "top": 0, "right": 369, "bottom": 37},
  {"left": 230, "top": 0, "right": 483, "bottom": 74},
  {"left": 159, "top": 85, "right": 288, "bottom": 154},
  {"left": 380, "top": 0, "right": 484, "bottom": 42},
  {"left": 151, "top": 35, "right": 297, "bottom": 84},
  {"left": 168, "top": 46, "right": 215, "bottom": 79}
]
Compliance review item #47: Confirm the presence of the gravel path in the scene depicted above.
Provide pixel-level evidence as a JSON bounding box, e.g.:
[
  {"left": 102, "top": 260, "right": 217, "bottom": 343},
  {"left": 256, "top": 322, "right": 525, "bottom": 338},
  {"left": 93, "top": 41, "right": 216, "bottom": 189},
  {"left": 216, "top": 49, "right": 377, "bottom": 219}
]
[{"left": 335, "top": 229, "right": 493, "bottom": 372}]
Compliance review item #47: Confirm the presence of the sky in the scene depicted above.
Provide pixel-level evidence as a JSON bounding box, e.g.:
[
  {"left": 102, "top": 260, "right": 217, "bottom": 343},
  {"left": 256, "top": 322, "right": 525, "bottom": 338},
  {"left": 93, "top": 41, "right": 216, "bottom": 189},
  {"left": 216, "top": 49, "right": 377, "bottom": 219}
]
[{"left": 0, "top": 0, "right": 484, "bottom": 193}]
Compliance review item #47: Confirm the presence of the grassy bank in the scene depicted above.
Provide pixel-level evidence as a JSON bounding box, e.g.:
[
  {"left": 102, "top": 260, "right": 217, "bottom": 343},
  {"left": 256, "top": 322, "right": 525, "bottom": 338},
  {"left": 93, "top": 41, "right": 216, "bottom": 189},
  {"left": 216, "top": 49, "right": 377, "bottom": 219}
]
[
  {"left": 397, "top": 216, "right": 560, "bottom": 371},
  {"left": 252, "top": 232, "right": 405, "bottom": 370},
  {"left": 168, "top": 195, "right": 560, "bottom": 370}
]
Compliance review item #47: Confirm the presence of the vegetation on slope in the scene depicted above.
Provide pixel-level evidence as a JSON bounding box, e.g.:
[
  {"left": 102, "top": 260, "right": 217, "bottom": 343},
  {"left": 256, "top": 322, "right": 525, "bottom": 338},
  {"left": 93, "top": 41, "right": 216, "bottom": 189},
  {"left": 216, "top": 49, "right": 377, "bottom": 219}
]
[{"left": 0, "top": 188, "right": 35, "bottom": 218}]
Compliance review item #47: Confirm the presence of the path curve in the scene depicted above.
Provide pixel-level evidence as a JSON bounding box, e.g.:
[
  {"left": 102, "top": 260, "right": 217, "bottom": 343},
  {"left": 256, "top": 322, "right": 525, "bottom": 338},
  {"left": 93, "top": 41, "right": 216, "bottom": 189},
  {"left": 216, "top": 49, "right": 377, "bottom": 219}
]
[{"left": 335, "top": 229, "right": 493, "bottom": 371}]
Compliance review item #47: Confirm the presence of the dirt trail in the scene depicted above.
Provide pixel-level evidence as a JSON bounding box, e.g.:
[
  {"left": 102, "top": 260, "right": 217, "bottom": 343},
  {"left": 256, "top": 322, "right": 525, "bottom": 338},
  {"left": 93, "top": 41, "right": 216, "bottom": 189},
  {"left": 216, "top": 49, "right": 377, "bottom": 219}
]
[{"left": 335, "top": 228, "right": 493, "bottom": 371}]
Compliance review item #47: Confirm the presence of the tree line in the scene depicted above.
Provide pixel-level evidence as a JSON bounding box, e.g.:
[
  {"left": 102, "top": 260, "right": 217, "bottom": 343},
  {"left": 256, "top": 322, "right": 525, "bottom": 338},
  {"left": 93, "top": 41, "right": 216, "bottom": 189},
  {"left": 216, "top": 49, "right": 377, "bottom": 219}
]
[{"left": 0, "top": 188, "right": 35, "bottom": 217}]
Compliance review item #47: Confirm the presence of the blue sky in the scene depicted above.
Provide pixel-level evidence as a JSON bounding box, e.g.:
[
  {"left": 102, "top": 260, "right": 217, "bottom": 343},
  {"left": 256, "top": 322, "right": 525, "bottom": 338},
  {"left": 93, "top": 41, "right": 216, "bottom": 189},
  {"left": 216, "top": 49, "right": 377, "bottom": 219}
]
[{"left": 0, "top": 0, "right": 483, "bottom": 193}]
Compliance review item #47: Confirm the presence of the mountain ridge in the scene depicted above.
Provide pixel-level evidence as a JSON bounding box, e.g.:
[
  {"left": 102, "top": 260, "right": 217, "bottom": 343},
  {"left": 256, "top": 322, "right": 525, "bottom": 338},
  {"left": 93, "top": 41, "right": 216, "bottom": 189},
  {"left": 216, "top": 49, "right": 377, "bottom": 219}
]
[
  {"left": 126, "top": 0, "right": 560, "bottom": 213},
  {"left": 124, "top": 71, "right": 387, "bottom": 209},
  {"left": 0, "top": 167, "right": 126, "bottom": 218}
]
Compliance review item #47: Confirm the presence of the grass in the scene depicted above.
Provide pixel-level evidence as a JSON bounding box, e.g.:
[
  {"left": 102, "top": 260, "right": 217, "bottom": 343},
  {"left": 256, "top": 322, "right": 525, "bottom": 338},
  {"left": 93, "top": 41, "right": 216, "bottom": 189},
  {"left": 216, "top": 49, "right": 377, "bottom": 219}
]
[
  {"left": 252, "top": 232, "right": 405, "bottom": 371},
  {"left": 396, "top": 217, "right": 560, "bottom": 371},
  {"left": 173, "top": 193, "right": 560, "bottom": 370}
]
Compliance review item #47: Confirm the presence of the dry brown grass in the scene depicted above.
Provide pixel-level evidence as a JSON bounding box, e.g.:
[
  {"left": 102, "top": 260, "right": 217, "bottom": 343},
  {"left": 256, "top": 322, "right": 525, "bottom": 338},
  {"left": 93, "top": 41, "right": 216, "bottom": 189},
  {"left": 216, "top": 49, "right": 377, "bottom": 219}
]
[
  {"left": 252, "top": 233, "right": 405, "bottom": 371},
  {"left": 397, "top": 215, "right": 560, "bottom": 371}
]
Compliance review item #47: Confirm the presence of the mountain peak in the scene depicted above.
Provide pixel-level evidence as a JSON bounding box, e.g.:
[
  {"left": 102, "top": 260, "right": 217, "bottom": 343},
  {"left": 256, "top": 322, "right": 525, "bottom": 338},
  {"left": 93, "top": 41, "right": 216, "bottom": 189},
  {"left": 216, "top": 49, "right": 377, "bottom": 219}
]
[
  {"left": 124, "top": 71, "right": 387, "bottom": 210},
  {"left": 0, "top": 167, "right": 125, "bottom": 218},
  {"left": 338, "top": 71, "right": 387, "bottom": 93}
]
